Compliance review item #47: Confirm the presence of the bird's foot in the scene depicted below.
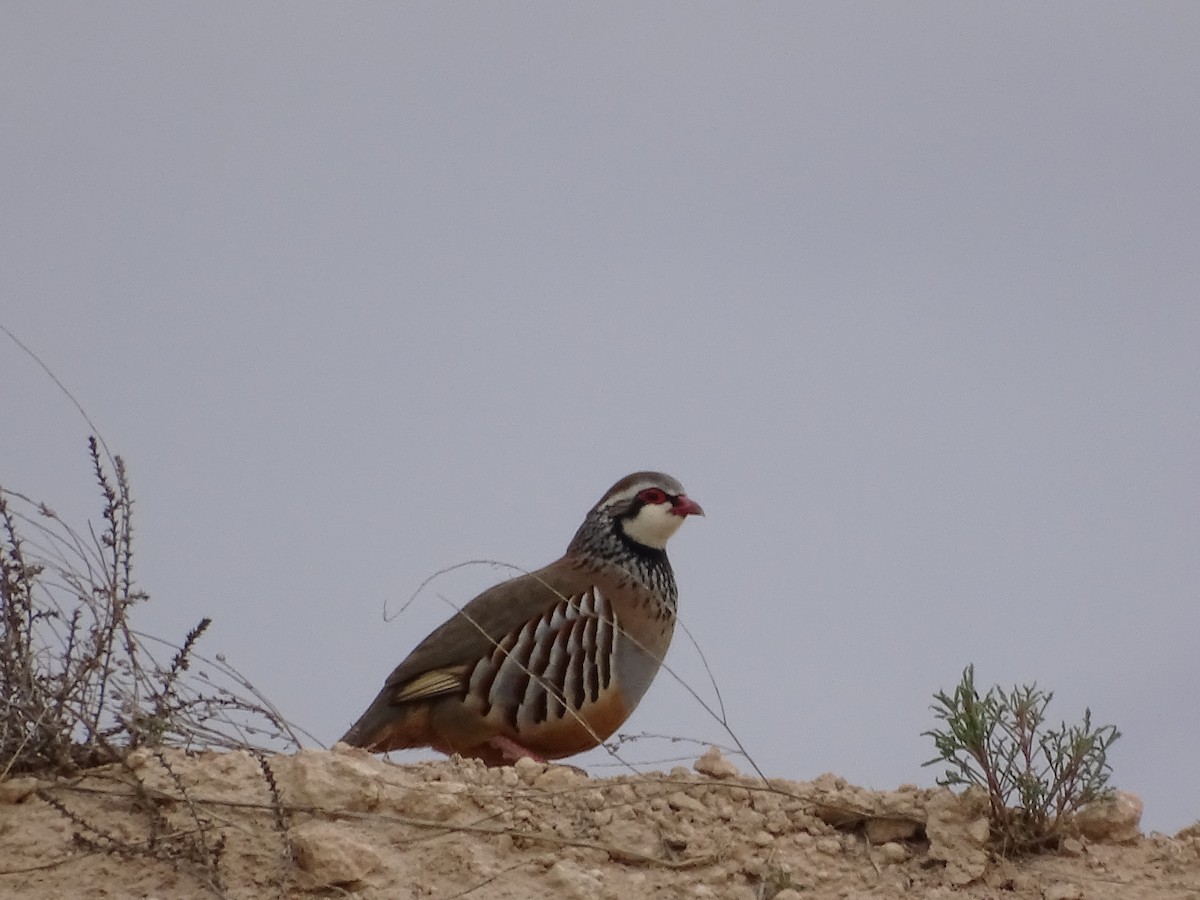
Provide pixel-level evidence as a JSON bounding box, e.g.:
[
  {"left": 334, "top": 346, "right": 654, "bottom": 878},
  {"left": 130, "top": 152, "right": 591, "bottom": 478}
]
[{"left": 487, "top": 735, "right": 548, "bottom": 765}]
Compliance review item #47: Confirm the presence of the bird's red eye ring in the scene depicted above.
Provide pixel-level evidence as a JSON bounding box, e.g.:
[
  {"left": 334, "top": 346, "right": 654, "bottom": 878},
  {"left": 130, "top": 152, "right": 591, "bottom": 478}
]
[{"left": 638, "top": 487, "right": 669, "bottom": 505}]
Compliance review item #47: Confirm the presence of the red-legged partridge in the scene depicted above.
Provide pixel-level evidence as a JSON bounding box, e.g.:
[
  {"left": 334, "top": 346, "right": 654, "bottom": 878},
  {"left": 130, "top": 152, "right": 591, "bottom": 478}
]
[{"left": 339, "top": 471, "right": 703, "bottom": 765}]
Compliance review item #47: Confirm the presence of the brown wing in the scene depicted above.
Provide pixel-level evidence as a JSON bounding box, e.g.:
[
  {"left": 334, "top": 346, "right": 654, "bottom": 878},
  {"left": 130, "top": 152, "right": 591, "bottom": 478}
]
[
  {"left": 339, "top": 556, "right": 603, "bottom": 751},
  {"left": 380, "top": 557, "right": 593, "bottom": 697}
]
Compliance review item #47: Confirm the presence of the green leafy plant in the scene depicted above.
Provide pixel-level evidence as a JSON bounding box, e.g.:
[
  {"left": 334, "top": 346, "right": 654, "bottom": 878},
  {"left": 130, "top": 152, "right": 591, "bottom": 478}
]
[{"left": 923, "top": 665, "right": 1120, "bottom": 855}]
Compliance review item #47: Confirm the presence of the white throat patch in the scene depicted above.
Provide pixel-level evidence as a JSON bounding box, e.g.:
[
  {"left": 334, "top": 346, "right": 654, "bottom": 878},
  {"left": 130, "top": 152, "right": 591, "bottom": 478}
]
[{"left": 620, "top": 501, "right": 685, "bottom": 550}]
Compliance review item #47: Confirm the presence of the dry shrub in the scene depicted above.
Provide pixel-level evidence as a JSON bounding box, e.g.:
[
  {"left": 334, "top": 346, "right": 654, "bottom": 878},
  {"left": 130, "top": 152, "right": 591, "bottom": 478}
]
[
  {"left": 2, "top": 438, "right": 301, "bottom": 896},
  {"left": 1, "top": 437, "right": 301, "bottom": 778}
]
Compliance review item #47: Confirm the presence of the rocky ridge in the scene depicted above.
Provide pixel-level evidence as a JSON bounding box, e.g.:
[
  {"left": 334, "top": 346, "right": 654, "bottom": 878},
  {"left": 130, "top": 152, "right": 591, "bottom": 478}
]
[{"left": 0, "top": 745, "right": 1196, "bottom": 899}]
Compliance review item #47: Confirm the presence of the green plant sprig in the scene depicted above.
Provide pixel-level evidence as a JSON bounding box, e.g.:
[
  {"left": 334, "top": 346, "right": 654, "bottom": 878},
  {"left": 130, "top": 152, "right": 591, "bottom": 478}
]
[{"left": 923, "top": 664, "right": 1120, "bottom": 855}]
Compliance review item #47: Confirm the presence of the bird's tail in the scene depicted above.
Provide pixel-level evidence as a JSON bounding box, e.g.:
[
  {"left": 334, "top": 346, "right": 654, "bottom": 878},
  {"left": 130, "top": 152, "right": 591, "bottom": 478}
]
[{"left": 338, "top": 691, "right": 434, "bottom": 753}]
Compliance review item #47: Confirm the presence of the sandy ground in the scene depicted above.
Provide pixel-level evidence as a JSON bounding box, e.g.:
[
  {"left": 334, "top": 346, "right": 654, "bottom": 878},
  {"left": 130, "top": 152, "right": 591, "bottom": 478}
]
[{"left": 1, "top": 745, "right": 1197, "bottom": 900}]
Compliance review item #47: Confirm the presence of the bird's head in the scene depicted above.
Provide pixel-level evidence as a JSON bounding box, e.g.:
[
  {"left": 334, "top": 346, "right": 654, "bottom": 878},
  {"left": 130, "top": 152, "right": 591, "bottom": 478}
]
[{"left": 594, "top": 471, "right": 704, "bottom": 551}]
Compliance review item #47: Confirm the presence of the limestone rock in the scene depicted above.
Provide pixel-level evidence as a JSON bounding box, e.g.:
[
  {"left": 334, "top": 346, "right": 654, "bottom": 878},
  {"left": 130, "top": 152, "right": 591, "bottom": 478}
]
[
  {"left": 548, "top": 860, "right": 610, "bottom": 899},
  {"left": 694, "top": 746, "right": 740, "bottom": 779},
  {"left": 1043, "top": 883, "right": 1084, "bottom": 900},
  {"left": 926, "top": 788, "right": 991, "bottom": 885},
  {"left": 601, "top": 819, "right": 661, "bottom": 861},
  {"left": 291, "top": 821, "right": 383, "bottom": 886},
  {"left": 536, "top": 764, "right": 585, "bottom": 791},
  {"left": 514, "top": 755, "right": 545, "bottom": 785},
  {"left": 1176, "top": 820, "right": 1200, "bottom": 840},
  {"left": 1075, "top": 791, "right": 1143, "bottom": 843},
  {"left": 668, "top": 790, "right": 708, "bottom": 815},
  {"left": 866, "top": 816, "right": 921, "bottom": 843},
  {"left": 0, "top": 777, "right": 40, "bottom": 805},
  {"left": 286, "top": 748, "right": 392, "bottom": 811}
]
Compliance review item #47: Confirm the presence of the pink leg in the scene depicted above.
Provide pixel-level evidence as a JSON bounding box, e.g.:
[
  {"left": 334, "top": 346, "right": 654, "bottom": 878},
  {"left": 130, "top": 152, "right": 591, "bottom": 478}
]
[{"left": 487, "top": 735, "right": 547, "bottom": 764}]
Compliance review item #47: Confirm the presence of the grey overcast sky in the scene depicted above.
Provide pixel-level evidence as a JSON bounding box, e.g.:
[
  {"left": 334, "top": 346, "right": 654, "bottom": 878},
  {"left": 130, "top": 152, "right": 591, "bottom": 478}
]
[{"left": 3, "top": 4, "right": 1198, "bottom": 832}]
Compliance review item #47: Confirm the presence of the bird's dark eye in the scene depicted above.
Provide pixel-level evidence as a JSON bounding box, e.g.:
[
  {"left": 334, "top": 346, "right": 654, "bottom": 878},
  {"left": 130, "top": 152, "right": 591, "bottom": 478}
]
[{"left": 638, "top": 488, "right": 669, "bottom": 505}]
